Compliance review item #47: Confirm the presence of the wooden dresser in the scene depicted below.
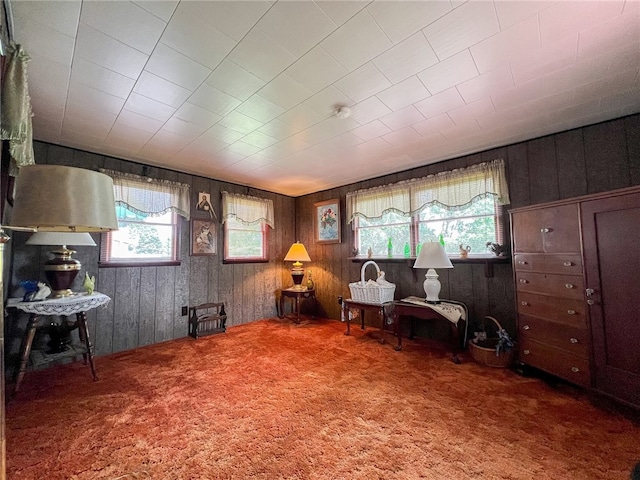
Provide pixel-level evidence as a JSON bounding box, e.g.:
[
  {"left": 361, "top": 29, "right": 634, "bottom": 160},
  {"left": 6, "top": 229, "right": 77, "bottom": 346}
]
[
  {"left": 511, "top": 203, "right": 590, "bottom": 387},
  {"left": 510, "top": 186, "right": 640, "bottom": 409}
]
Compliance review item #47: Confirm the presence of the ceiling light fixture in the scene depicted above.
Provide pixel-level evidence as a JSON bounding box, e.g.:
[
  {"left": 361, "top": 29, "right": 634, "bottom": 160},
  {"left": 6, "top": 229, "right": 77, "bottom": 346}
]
[{"left": 335, "top": 106, "right": 351, "bottom": 119}]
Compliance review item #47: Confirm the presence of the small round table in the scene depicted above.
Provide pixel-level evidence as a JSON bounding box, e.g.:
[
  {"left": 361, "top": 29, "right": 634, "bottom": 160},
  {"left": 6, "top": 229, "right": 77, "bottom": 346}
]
[
  {"left": 278, "top": 287, "right": 316, "bottom": 324},
  {"left": 8, "top": 292, "right": 111, "bottom": 395}
]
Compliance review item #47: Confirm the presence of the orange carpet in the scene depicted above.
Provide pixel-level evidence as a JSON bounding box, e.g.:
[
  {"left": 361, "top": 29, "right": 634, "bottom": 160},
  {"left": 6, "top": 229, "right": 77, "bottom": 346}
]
[{"left": 6, "top": 318, "right": 639, "bottom": 480}]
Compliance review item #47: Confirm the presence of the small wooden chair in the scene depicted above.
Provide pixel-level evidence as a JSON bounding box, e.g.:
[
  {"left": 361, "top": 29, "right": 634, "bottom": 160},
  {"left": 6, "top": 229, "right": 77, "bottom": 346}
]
[{"left": 188, "top": 302, "right": 226, "bottom": 339}]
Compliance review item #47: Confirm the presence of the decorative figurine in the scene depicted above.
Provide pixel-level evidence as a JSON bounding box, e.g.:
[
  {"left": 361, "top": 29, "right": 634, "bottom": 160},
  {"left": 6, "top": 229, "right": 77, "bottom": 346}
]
[
  {"left": 367, "top": 247, "right": 373, "bottom": 258},
  {"left": 83, "top": 272, "right": 96, "bottom": 295},
  {"left": 486, "top": 242, "right": 509, "bottom": 257},
  {"left": 459, "top": 244, "right": 471, "bottom": 258}
]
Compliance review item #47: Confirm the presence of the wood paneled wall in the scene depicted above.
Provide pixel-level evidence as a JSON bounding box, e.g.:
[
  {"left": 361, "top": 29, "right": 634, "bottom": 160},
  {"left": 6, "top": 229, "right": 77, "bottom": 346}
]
[
  {"left": 296, "top": 114, "right": 640, "bottom": 337},
  {"left": 7, "top": 142, "right": 295, "bottom": 364}
]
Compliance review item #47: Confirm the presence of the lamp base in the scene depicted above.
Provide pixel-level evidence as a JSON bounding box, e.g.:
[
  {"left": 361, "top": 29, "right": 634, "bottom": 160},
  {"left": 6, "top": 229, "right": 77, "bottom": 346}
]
[
  {"left": 423, "top": 268, "right": 442, "bottom": 303},
  {"left": 44, "top": 247, "right": 81, "bottom": 298},
  {"left": 290, "top": 267, "right": 305, "bottom": 290}
]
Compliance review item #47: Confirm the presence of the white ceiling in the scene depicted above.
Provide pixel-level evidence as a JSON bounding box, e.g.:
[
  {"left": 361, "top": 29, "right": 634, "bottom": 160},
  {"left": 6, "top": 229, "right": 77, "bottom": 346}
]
[{"left": 10, "top": 0, "right": 640, "bottom": 197}]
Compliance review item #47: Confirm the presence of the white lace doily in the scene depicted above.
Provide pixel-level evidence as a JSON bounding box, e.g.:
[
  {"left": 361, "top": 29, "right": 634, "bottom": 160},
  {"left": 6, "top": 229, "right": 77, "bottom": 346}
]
[{"left": 7, "top": 292, "right": 111, "bottom": 316}]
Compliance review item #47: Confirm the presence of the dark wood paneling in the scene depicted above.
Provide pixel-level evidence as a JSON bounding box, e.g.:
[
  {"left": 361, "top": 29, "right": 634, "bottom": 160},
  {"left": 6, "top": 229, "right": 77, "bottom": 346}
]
[
  {"left": 555, "top": 129, "right": 587, "bottom": 199},
  {"left": 584, "top": 119, "right": 630, "bottom": 193},
  {"left": 96, "top": 267, "right": 116, "bottom": 356},
  {"left": 156, "top": 265, "right": 177, "bottom": 341},
  {"left": 506, "top": 143, "right": 530, "bottom": 209},
  {"left": 139, "top": 267, "right": 157, "bottom": 346},
  {"left": 626, "top": 115, "right": 640, "bottom": 185},
  {"left": 527, "top": 136, "right": 559, "bottom": 204},
  {"left": 113, "top": 267, "right": 141, "bottom": 352}
]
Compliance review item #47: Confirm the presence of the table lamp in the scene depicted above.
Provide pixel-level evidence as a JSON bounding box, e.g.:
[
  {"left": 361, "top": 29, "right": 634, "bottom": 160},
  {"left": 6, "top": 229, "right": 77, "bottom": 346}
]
[
  {"left": 284, "top": 241, "right": 311, "bottom": 289},
  {"left": 26, "top": 232, "right": 96, "bottom": 297},
  {"left": 413, "top": 242, "right": 453, "bottom": 303}
]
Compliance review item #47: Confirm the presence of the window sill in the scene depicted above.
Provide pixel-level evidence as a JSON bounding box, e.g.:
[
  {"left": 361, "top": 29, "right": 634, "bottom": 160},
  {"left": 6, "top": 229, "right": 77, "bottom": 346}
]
[
  {"left": 99, "top": 260, "right": 181, "bottom": 268},
  {"left": 348, "top": 255, "right": 510, "bottom": 278}
]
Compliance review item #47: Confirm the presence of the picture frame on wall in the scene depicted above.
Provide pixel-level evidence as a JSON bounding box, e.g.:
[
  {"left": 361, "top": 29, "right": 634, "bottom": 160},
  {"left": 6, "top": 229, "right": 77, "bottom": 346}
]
[
  {"left": 191, "top": 219, "right": 216, "bottom": 256},
  {"left": 195, "top": 191, "right": 216, "bottom": 219},
  {"left": 314, "top": 199, "right": 341, "bottom": 244}
]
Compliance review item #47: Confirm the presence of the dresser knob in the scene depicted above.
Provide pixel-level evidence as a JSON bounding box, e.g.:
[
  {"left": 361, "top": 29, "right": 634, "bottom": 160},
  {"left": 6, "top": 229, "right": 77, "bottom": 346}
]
[
  {"left": 523, "top": 325, "right": 530, "bottom": 330},
  {"left": 523, "top": 349, "right": 530, "bottom": 355},
  {"left": 567, "top": 309, "right": 576, "bottom": 315},
  {"left": 521, "top": 301, "right": 529, "bottom": 306},
  {"left": 571, "top": 367, "right": 580, "bottom": 373},
  {"left": 540, "top": 228, "right": 550, "bottom": 233},
  {"left": 518, "top": 260, "right": 527, "bottom": 265},
  {"left": 565, "top": 284, "right": 574, "bottom": 289},
  {"left": 570, "top": 337, "right": 578, "bottom": 344},
  {"left": 563, "top": 261, "right": 573, "bottom": 267},
  {"left": 519, "top": 279, "right": 528, "bottom": 283}
]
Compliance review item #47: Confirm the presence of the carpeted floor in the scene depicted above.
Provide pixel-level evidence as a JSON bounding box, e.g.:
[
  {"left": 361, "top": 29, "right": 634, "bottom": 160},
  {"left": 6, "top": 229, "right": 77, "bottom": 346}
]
[{"left": 6, "top": 317, "right": 640, "bottom": 480}]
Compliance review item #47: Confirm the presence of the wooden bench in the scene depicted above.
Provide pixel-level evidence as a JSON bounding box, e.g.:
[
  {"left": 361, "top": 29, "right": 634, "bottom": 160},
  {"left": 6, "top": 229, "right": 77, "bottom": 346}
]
[{"left": 188, "top": 302, "right": 226, "bottom": 339}]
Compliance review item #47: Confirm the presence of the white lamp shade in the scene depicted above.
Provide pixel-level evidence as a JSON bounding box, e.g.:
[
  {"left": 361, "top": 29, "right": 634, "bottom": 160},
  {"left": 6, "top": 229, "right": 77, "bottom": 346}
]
[
  {"left": 26, "top": 232, "right": 96, "bottom": 247},
  {"left": 284, "top": 242, "right": 311, "bottom": 263},
  {"left": 11, "top": 165, "right": 118, "bottom": 232},
  {"left": 413, "top": 242, "right": 453, "bottom": 269}
]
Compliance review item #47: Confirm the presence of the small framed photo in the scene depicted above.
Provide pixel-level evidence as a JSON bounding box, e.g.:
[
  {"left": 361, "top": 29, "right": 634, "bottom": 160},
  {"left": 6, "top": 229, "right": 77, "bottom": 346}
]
[
  {"left": 195, "top": 191, "right": 216, "bottom": 219},
  {"left": 314, "top": 199, "right": 341, "bottom": 244},
  {"left": 191, "top": 219, "right": 216, "bottom": 256}
]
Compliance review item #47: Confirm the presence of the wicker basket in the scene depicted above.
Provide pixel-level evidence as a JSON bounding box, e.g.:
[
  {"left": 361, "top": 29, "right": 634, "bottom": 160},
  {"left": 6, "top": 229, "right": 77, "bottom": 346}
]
[
  {"left": 468, "top": 316, "right": 515, "bottom": 368},
  {"left": 348, "top": 260, "right": 396, "bottom": 304}
]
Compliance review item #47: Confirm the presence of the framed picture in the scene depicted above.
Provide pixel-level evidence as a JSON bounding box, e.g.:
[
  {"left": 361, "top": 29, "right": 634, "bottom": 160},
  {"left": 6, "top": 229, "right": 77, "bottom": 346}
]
[
  {"left": 314, "top": 199, "right": 341, "bottom": 244},
  {"left": 191, "top": 219, "right": 216, "bottom": 256},
  {"left": 195, "top": 191, "right": 216, "bottom": 219}
]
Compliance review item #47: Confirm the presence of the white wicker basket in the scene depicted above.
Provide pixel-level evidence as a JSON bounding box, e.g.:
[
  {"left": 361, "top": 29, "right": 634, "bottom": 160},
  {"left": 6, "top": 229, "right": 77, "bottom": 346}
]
[{"left": 349, "top": 260, "right": 396, "bottom": 304}]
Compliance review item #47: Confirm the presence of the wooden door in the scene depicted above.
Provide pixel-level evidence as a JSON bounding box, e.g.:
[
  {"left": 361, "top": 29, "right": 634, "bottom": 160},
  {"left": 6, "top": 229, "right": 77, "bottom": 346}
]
[
  {"left": 512, "top": 203, "right": 580, "bottom": 253},
  {"left": 581, "top": 191, "right": 640, "bottom": 408}
]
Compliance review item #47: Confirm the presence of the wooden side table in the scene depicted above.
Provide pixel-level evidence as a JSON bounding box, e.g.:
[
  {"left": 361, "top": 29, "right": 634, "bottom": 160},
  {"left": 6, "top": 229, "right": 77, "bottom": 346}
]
[
  {"left": 342, "top": 299, "right": 395, "bottom": 345},
  {"left": 7, "top": 292, "right": 111, "bottom": 395},
  {"left": 278, "top": 287, "right": 316, "bottom": 324}
]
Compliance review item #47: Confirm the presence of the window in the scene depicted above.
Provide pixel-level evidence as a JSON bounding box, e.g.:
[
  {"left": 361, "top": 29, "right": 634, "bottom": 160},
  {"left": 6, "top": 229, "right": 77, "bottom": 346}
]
[
  {"left": 99, "top": 170, "right": 190, "bottom": 266},
  {"left": 348, "top": 160, "right": 510, "bottom": 257},
  {"left": 222, "top": 191, "right": 274, "bottom": 263}
]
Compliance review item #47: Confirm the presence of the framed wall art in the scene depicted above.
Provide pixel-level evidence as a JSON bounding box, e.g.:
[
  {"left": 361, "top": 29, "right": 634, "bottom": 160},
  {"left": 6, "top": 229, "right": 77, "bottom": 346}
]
[
  {"left": 191, "top": 219, "right": 216, "bottom": 256},
  {"left": 314, "top": 199, "right": 341, "bottom": 244},
  {"left": 195, "top": 191, "right": 217, "bottom": 219}
]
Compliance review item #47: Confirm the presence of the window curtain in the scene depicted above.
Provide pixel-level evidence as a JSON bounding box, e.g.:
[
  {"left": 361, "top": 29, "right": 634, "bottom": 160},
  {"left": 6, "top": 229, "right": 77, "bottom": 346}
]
[
  {"left": 100, "top": 169, "right": 191, "bottom": 220},
  {"left": 346, "top": 159, "right": 510, "bottom": 223},
  {"left": 222, "top": 191, "right": 274, "bottom": 228}
]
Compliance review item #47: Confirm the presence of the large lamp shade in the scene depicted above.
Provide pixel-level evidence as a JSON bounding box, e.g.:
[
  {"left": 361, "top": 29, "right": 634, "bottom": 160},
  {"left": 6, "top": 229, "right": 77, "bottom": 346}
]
[{"left": 11, "top": 165, "right": 118, "bottom": 232}]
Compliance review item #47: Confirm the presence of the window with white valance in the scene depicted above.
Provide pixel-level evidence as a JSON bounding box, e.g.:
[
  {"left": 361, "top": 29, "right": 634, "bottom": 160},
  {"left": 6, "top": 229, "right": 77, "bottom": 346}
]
[
  {"left": 100, "top": 169, "right": 191, "bottom": 220},
  {"left": 222, "top": 191, "right": 273, "bottom": 263},
  {"left": 346, "top": 159, "right": 510, "bottom": 257},
  {"left": 346, "top": 159, "right": 510, "bottom": 222}
]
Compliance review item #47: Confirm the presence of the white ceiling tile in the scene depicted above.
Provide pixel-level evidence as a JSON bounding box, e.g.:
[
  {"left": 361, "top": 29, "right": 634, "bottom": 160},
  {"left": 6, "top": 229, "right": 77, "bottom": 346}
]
[
  {"left": 160, "top": 4, "right": 237, "bottom": 70},
  {"left": 115, "top": 109, "right": 164, "bottom": 134},
  {"left": 353, "top": 137, "right": 393, "bottom": 155},
  {"left": 58, "top": 130, "right": 103, "bottom": 150},
  {"left": 372, "top": 32, "right": 439, "bottom": 85},
  {"left": 206, "top": 60, "right": 265, "bottom": 102},
  {"left": 132, "top": 1, "right": 178, "bottom": 22},
  {"left": 286, "top": 47, "right": 349, "bottom": 93},
  {"left": 293, "top": 117, "right": 360, "bottom": 146},
  {"left": 260, "top": 137, "right": 311, "bottom": 159},
  {"left": 302, "top": 86, "right": 354, "bottom": 117},
  {"left": 133, "top": 71, "right": 192, "bottom": 108},
  {"left": 423, "top": 1, "right": 500, "bottom": 61},
  {"left": 258, "top": 74, "right": 313, "bottom": 110},
  {"left": 447, "top": 98, "right": 496, "bottom": 126},
  {"left": 367, "top": 1, "right": 452, "bottom": 44},
  {"left": 75, "top": 24, "right": 148, "bottom": 80},
  {"left": 27, "top": 53, "right": 71, "bottom": 102},
  {"left": 189, "top": 84, "right": 242, "bottom": 117},
  {"left": 174, "top": 103, "right": 222, "bottom": 131},
  {"left": 470, "top": 15, "right": 541, "bottom": 74},
  {"left": 439, "top": 120, "right": 482, "bottom": 141},
  {"left": 494, "top": 1, "right": 557, "bottom": 30},
  {"left": 70, "top": 57, "right": 135, "bottom": 99},
  {"left": 257, "top": 118, "right": 296, "bottom": 141},
  {"left": 352, "top": 120, "right": 393, "bottom": 142},
  {"left": 257, "top": 1, "right": 337, "bottom": 57},
  {"left": 12, "top": 0, "right": 80, "bottom": 38},
  {"left": 412, "top": 113, "right": 457, "bottom": 137},
  {"left": 66, "top": 83, "right": 126, "bottom": 116},
  {"left": 241, "top": 131, "right": 279, "bottom": 150},
  {"left": 162, "top": 117, "right": 208, "bottom": 141},
  {"left": 376, "top": 76, "right": 430, "bottom": 111},
  {"left": 145, "top": 43, "right": 211, "bottom": 91},
  {"left": 228, "top": 28, "right": 298, "bottom": 82},
  {"left": 509, "top": 35, "right": 577, "bottom": 85},
  {"left": 315, "top": 1, "right": 368, "bottom": 26},
  {"left": 539, "top": 1, "right": 625, "bottom": 45},
  {"left": 15, "top": 19, "right": 75, "bottom": 66},
  {"left": 226, "top": 141, "right": 262, "bottom": 157},
  {"left": 30, "top": 92, "right": 66, "bottom": 124},
  {"left": 235, "top": 95, "right": 285, "bottom": 124},
  {"left": 335, "top": 62, "right": 392, "bottom": 103},
  {"left": 320, "top": 10, "right": 392, "bottom": 71},
  {"left": 456, "top": 65, "right": 514, "bottom": 103},
  {"left": 124, "top": 93, "right": 176, "bottom": 122},
  {"left": 277, "top": 104, "right": 327, "bottom": 133},
  {"left": 80, "top": 1, "right": 166, "bottom": 55},
  {"left": 414, "top": 88, "right": 465, "bottom": 119},
  {"left": 142, "top": 130, "right": 192, "bottom": 159},
  {"left": 577, "top": 5, "right": 640, "bottom": 61},
  {"left": 379, "top": 105, "right": 425, "bottom": 131},
  {"left": 106, "top": 122, "right": 154, "bottom": 151},
  {"left": 242, "top": 154, "right": 277, "bottom": 168},
  {"left": 63, "top": 109, "right": 115, "bottom": 139},
  {"left": 382, "top": 127, "right": 422, "bottom": 146},
  {"left": 350, "top": 97, "right": 392, "bottom": 126},
  {"left": 217, "top": 111, "right": 263, "bottom": 135},
  {"left": 198, "top": 124, "right": 245, "bottom": 146},
  {"left": 417, "top": 50, "right": 479, "bottom": 95}
]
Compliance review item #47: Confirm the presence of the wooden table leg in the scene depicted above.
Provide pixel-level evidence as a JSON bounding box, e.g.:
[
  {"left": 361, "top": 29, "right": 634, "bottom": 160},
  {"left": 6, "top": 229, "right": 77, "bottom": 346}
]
[
  {"left": 393, "top": 311, "right": 403, "bottom": 351},
  {"left": 294, "top": 296, "right": 301, "bottom": 324},
  {"left": 76, "top": 311, "right": 98, "bottom": 380},
  {"left": 344, "top": 303, "right": 351, "bottom": 336},
  {"left": 13, "top": 313, "right": 40, "bottom": 395},
  {"left": 450, "top": 320, "right": 462, "bottom": 364},
  {"left": 278, "top": 293, "right": 285, "bottom": 318}
]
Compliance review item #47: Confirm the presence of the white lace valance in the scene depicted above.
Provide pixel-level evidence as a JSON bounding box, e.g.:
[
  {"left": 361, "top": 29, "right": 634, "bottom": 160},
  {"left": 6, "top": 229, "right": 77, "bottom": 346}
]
[
  {"left": 346, "top": 159, "right": 510, "bottom": 223},
  {"left": 100, "top": 169, "right": 191, "bottom": 220},
  {"left": 222, "top": 191, "right": 274, "bottom": 228}
]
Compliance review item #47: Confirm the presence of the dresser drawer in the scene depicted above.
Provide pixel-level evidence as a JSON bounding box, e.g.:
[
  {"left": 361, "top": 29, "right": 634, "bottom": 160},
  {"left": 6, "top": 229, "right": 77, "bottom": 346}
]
[
  {"left": 517, "top": 292, "right": 587, "bottom": 328},
  {"left": 515, "top": 272, "right": 584, "bottom": 299},
  {"left": 519, "top": 337, "right": 591, "bottom": 387},
  {"left": 513, "top": 254, "right": 583, "bottom": 274},
  {"left": 518, "top": 314, "right": 589, "bottom": 358}
]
